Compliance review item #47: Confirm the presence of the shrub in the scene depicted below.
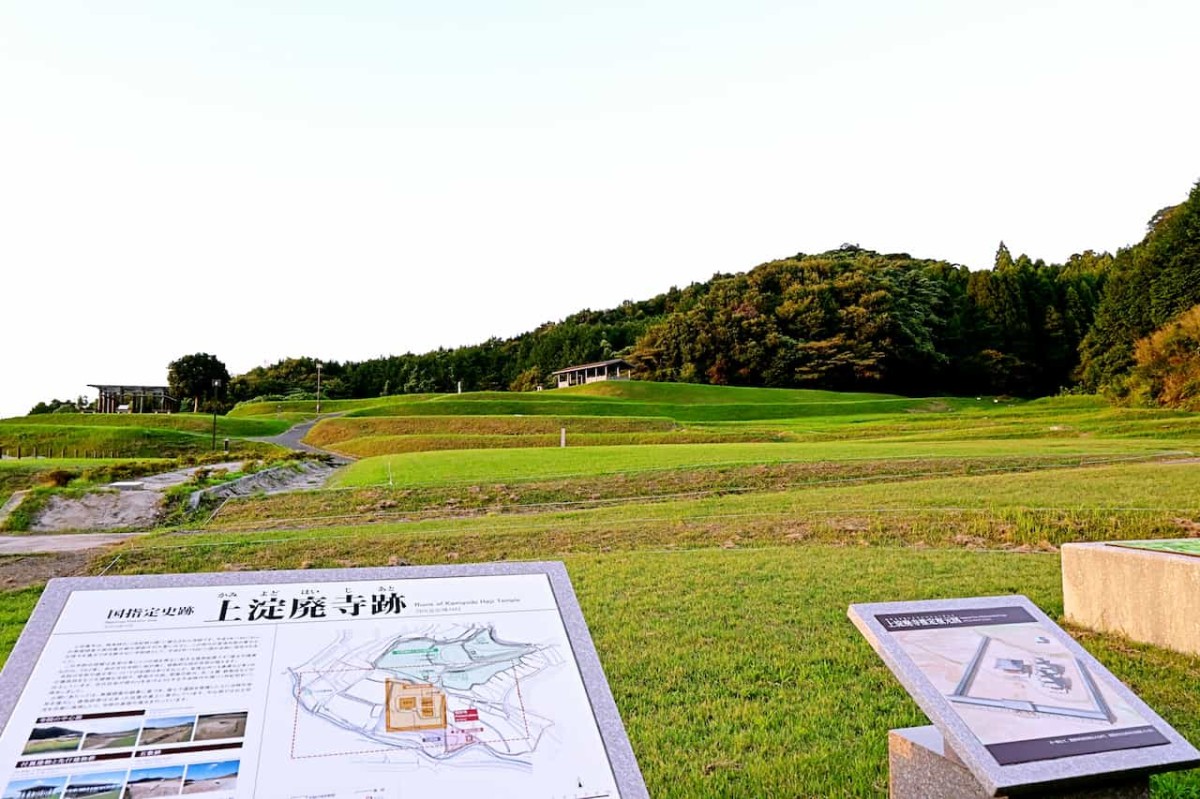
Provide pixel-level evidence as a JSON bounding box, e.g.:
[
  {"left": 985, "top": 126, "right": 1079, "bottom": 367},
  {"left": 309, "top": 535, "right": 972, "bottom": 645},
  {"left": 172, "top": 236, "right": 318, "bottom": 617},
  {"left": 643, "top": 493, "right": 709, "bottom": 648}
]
[
  {"left": 38, "top": 469, "right": 75, "bottom": 488},
  {"left": 1127, "top": 304, "right": 1200, "bottom": 410}
]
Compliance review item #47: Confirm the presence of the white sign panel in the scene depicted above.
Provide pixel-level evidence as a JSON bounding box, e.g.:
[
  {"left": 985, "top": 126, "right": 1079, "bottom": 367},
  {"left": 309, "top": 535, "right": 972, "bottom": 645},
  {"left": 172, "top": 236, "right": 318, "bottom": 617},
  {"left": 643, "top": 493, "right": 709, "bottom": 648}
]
[{"left": 0, "top": 563, "right": 647, "bottom": 799}]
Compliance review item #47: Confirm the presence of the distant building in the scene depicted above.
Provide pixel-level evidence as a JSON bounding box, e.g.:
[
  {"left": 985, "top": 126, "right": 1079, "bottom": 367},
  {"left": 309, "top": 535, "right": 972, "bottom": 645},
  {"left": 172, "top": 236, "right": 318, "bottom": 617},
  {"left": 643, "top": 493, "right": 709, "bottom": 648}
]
[
  {"left": 549, "top": 359, "right": 633, "bottom": 389},
  {"left": 88, "top": 384, "right": 178, "bottom": 414}
]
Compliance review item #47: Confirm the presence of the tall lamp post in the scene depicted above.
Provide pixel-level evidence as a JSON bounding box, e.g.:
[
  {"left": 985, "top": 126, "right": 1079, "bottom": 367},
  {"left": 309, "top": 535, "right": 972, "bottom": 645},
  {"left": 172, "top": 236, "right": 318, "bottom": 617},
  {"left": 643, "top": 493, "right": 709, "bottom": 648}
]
[
  {"left": 315, "top": 361, "right": 322, "bottom": 415},
  {"left": 211, "top": 378, "right": 222, "bottom": 452}
]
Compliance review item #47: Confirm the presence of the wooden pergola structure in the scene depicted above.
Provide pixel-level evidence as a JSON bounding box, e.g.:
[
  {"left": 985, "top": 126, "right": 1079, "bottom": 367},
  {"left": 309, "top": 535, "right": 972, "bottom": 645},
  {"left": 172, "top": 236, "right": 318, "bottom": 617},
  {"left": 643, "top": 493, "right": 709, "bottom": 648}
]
[
  {"left": 550, "top": 359, "right": 633, "bottom": 389},
  {"left": 88, "top": 384, "right": 178, "bottom": 414}
]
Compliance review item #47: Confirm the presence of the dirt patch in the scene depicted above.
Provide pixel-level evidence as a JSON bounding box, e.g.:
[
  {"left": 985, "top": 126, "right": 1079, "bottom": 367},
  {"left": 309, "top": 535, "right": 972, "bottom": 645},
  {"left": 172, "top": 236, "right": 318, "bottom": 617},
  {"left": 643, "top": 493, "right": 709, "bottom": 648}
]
[
  {"left": 19, "top": 462, "right": 248, "bottom": 533},
  {"left": 0, "top": 552, "right": 91, "bottom": 589},
  {"left": 32, "top": 491, "right": 164, "bottom": 533}
]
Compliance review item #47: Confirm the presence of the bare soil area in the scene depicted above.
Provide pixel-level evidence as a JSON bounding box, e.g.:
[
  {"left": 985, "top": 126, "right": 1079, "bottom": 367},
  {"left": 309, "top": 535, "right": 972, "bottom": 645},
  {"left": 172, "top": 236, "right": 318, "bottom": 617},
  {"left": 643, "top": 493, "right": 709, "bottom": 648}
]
[
  {"left": 0, "top": 552, "right": 92, "bottom": 588},
  {"left": 138, "top": 723, "right": 193, "bottom": 745},
  {"left": 124, "top": 778, "right": 183, "bottom": 798},
  {"left": 33, "top": 491, "right": 164, "bottom": 533},
  {"left": 182, "top": 776, "right": 237, "bottom": 795},
  {"left": 194, "top": 712, "right": 246, "bottom": 740}
]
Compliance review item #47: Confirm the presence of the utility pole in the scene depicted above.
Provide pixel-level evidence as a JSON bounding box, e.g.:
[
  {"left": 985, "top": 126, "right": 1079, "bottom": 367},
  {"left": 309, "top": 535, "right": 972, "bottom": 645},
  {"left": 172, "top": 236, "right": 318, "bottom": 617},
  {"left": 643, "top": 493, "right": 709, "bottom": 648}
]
[{"left": 211, "top": 378, "right": 222, "bottom": 451}]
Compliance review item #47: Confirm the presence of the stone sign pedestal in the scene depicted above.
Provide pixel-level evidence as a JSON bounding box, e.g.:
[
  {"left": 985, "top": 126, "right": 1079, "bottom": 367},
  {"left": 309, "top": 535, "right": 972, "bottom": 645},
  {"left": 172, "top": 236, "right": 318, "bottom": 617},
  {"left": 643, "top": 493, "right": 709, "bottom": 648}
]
[
  {"left": 1063, "top": 542, "right": 1200, "bottom": 657},
  {"left": 889, "top": 726, "right": 1150, "bottom": 799},
  {"left": 851, "top": 596, "right": 1199, "bottom": 798}
]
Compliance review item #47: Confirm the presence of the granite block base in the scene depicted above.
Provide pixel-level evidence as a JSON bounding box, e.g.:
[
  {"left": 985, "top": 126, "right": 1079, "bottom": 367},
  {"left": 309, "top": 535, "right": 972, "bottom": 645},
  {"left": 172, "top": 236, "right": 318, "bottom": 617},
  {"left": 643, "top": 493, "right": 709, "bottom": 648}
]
[
  {"left": 1063, "top": 542, "right": 1200, "bottom": 657},
  {"left": 889, "top": 726, "right": 1149, "bottom": 799}
]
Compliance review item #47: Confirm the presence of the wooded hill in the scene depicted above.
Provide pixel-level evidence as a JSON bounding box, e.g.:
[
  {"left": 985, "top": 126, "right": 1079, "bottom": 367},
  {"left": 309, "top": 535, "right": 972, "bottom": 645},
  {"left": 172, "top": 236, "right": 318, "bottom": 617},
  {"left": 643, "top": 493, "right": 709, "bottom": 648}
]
[{"left": 231, "top": 180, "right": 1200, "bottom": 406}]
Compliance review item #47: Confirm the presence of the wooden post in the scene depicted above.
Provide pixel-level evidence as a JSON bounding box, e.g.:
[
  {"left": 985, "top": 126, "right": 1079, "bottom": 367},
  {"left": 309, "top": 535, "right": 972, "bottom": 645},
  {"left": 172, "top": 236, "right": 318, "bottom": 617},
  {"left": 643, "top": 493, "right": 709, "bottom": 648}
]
[{"left": 560, "top": 428, "right": 566, "bottom": 448}]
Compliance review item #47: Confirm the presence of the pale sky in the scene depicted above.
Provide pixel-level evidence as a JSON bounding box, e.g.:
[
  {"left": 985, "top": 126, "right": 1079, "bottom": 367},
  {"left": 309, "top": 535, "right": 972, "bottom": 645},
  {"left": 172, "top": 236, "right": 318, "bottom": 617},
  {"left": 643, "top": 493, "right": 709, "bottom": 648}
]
[{"left": 2, "top": 0, "right": 1198, "bottom": 418}]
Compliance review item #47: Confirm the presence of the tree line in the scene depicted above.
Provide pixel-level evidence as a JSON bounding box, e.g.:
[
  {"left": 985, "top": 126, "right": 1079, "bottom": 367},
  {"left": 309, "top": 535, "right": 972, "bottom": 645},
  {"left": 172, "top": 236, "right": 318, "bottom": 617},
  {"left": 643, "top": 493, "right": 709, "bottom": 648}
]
[{"left": 31, "top": 180, "right": 1198, "bottom": 416}]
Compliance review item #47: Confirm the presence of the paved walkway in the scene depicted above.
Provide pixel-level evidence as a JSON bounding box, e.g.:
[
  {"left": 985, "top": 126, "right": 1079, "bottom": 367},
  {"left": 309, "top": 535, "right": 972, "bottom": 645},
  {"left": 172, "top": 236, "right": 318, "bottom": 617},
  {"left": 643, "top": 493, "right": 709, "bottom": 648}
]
[
  {"left": 254, "top": 415, "right": 354, "bottom": 463},
  {"left": 0, "top": 533, "right": 136, "bottom": 554}
]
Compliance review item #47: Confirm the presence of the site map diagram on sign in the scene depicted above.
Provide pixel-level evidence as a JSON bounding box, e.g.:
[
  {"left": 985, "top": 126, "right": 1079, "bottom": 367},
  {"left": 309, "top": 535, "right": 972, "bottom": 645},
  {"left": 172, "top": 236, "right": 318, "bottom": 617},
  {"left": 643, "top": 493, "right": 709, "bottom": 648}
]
[
  {"left": 288, "top": 623, "right": 560, "bottom": 766},
  {"left": 881, "top": 607, "right": 1168, "bottom": 765},
  {"left": 247, "top": 572, "right": 627, "bottom": 798}
]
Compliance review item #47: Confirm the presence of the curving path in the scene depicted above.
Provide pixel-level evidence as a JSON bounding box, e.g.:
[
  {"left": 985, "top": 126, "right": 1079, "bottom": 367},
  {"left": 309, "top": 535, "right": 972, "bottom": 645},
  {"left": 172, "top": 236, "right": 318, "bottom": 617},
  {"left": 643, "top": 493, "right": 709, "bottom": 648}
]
[{"left": 255, "top": 415, "right": 355, "bottom": 463}]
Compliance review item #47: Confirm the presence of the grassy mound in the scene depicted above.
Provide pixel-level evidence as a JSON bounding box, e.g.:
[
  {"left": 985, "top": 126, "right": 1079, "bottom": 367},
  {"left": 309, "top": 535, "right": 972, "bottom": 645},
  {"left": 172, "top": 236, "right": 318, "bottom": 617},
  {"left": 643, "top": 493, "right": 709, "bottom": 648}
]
[
  {"left": 0, "top": 424, "right": 282, "bottom": 459},
  {"left": 6, "top": 413, "right": 289, "bottom": 437},
  {"left": 233, "top": 383, "right": 983, "bottom": 423},
  {"left": 326, "top": 430, "right": 780, "bottom": 457},
  {"left": 305, "top": 415, "right": 678, "bottom": 446},
  {"left": 333, "top": 438, "right": 1182, "bottom": 488}
]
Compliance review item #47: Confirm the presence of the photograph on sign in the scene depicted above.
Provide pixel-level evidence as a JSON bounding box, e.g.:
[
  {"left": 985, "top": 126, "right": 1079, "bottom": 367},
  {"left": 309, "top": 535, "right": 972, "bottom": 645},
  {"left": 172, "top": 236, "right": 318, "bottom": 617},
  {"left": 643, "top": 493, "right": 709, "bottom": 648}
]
[
  {"left": 0, "top": 568, "right": 638, "bottom": 799},
  {"left": 65, "top": 769, "right": 127, "bottom": 798},
  {"left": 874, "top": 605, "right": 1168, "bottom": 766}
]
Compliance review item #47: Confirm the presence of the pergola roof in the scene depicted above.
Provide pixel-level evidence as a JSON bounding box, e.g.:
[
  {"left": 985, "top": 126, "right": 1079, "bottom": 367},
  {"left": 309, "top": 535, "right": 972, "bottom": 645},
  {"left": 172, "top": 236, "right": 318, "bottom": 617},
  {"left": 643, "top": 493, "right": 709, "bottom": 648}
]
[
  {"left": 88, "top": 384, "right": 175, "bottom": 397},
  {"left": 549, "top": 359, "right": 631, "bottom": 376}
]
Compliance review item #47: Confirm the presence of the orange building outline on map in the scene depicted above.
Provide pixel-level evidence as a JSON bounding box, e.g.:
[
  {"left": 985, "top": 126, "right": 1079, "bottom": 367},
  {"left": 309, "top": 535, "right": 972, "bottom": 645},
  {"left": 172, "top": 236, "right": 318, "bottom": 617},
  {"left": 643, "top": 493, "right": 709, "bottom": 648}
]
[{"left": 385, "top": 680, "right": 448, "bottom": 732}]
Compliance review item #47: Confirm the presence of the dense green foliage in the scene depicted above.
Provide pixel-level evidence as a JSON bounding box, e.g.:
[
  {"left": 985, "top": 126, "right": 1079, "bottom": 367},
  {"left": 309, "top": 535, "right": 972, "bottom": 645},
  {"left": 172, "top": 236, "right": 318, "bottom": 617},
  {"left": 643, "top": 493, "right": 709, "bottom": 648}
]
[
  {"left": 632, "top": 244, "right": 1105, "bottom": 396},
  {"left": 27, "top": 398, "right": 86, "bottom": 415},
  {"left": 167, "top": 352, "right": 230, "bottom": 411},
  {"left": 1080, "top": 181, "right": 1200, "bottom": 394}
]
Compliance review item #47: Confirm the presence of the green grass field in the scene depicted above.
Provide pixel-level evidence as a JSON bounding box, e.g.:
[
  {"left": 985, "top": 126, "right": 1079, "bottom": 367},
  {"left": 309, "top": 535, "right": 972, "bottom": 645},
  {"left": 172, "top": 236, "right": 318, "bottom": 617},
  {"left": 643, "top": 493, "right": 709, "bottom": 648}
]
[
  {"left": 234, "top": 383, "right": 988, "bottom": 422},
  {"left": 6, "top": 413, "right": 289, "bottom": 437},
  {"left": 333, "top": 438, "right": 1187, "bottom": 488},
  {"left": 306, "top": 414, "right": 679, "bottom": 445},
  {"left": 2, "top": 381, "right": 1199, "bottom": 797},
  {"left": 21, "top": 734, "right": 81, "bottom": 754},
  {"left": 0, "top": 422, "right": 284, "bottom": 459}
]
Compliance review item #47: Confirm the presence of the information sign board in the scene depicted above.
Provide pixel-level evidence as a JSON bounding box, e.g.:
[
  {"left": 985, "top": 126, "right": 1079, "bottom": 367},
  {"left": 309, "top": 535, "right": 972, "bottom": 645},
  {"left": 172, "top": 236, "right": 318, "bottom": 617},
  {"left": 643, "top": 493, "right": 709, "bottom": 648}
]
[
  {"left": 0, "top": 562, "right": 648, "bottom": 799},
  {"left": 849, "top": 595, "right": 1199, "bottom": 796}
]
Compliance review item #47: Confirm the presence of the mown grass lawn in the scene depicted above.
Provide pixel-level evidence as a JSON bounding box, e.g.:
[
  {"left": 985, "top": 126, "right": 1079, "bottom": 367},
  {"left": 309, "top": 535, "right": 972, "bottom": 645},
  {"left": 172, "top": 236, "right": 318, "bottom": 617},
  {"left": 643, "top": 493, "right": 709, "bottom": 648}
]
[
  {"left": 234, "top": 383, "right": 986, "bottom": 422},
  {"left": 3, "top": 413, "right": 289, "bottom": 437},
  {"left": 332, "top": 439, "right": 1189, "bottom": 488},
  {"left": 0, "top": 423, "right": 284, "bottom": 459}
]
